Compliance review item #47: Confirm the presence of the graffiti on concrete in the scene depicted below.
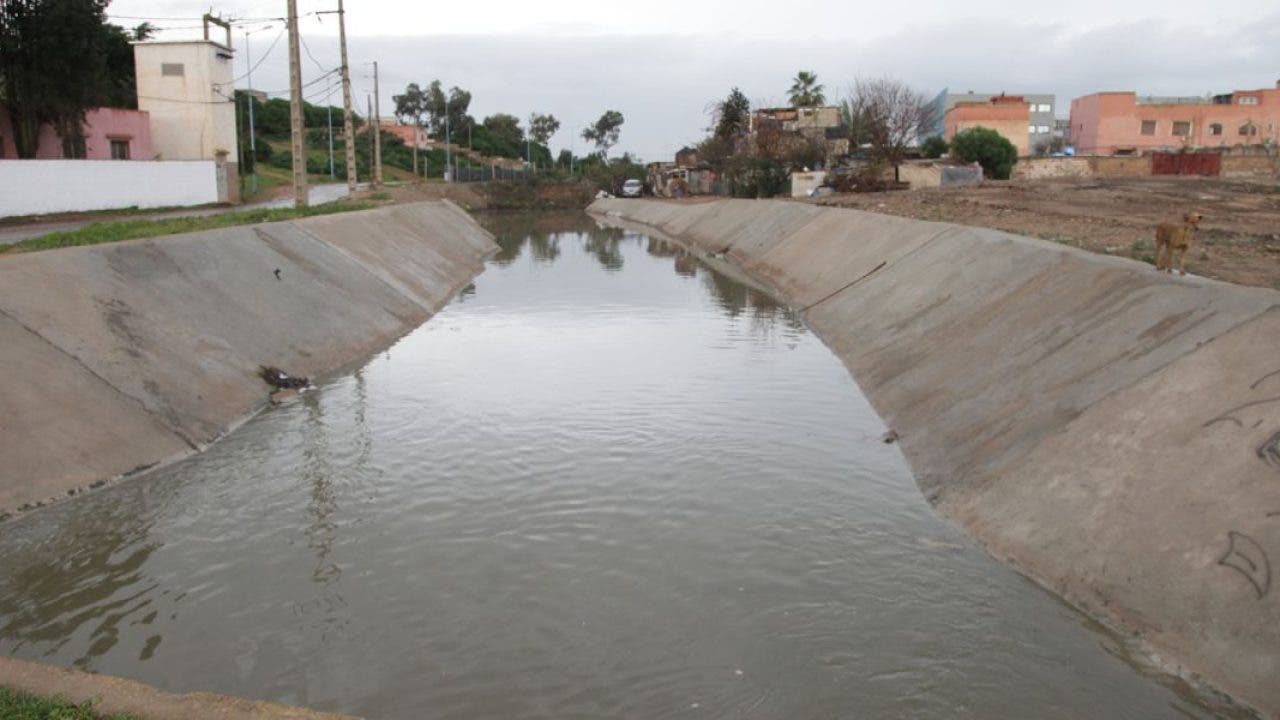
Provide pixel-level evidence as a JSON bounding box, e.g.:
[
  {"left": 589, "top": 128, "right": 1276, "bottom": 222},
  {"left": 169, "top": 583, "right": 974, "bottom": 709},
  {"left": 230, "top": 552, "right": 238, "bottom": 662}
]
[
  {"left": 1218, "top": 531, "right": 1271, "bottom": 599},
  {"left": 1203, "top": 397, "right": 1280, "bottom": 431},
  {"left": 1258, "top": 431, "right": 1280, "bottom": 471},
  {"left": 1202, "top": 369, "right": 1280, "bottom": 476}
]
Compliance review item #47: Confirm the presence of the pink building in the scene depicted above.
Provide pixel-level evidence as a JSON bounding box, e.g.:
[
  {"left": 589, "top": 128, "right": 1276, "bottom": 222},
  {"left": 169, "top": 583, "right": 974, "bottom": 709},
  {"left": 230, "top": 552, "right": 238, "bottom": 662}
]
[
  {"left": 1069, "top": 83, "right": 1280, "bottom": 155},
  {"left": 0, "top": 107, "right": 153, "bottom": 161}
]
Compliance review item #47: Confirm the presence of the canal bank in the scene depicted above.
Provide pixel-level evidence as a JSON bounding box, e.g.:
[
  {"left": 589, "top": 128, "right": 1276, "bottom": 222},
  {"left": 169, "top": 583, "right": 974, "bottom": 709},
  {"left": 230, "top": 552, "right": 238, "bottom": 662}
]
[
  {"left": 0, "top": 212, "right": 1229, "bottom": 718},
  {"left": 0, "top": 201, "right": 496, "bottom": 519},
  {"left": 589, "top": 198, "right": 1280, "bottom": 717}
]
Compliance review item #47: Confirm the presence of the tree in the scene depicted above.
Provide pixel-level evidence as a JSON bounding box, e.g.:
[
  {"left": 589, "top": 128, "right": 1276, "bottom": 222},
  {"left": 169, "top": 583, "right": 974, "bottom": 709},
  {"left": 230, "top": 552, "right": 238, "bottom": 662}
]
[
  {"left": 788, "top": 71, "right": 825, "bottom": 107},
  {"left": 527, "top": 112, "right": 560, "bottom": 146},
  {"left": 950, "top": 126, "right": 1018, "bottom": 179},
  {"left": 848, "top": 77, "right": 935, "bottom": 180},
  {"left": 921, "top": 135, "right": 949, "bottom": 159},
  {"left": 582, "top": 110, "right": 624, "bottom": 158},
  {"left": 483, "top": 113, "right": 524, "bottom": 148},
  {"left": 101, "top": 23, "right": 143, "bottom": 109},
  {"left": 393, "top": 82, "right": 429, "bottom": 175},
  {"left": 712, "top": 87, "right": 750, "bottom": 140},
  {"left": 422, "top": 80, "right": 472, "bottom": 139},
  {"left": 0, "top": 0, "right": 115, "bottom": 157}
]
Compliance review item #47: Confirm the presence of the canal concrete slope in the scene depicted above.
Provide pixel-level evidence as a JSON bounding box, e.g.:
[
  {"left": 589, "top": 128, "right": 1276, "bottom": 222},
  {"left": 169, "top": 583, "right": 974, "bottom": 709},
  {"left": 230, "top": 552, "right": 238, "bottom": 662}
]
[
  {"left": 590, "top": 197, "right": 1280, "bottom": 717},
  {"left": 0, "top": 201, "right": 495, "bottom": 518}
]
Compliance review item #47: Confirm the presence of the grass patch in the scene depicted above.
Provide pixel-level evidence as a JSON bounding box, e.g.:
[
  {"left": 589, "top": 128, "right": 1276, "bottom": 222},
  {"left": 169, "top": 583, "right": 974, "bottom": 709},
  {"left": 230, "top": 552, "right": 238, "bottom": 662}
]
[
  {"left": 0, "top": 686, "right": 141, "bottom": 719},
  {"left": 3, "top": 200, "right": 378, "bottom": 254}
]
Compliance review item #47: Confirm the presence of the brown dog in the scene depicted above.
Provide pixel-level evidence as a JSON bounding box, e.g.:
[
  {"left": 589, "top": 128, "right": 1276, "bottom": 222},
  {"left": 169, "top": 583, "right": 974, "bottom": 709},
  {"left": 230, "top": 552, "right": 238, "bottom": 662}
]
[{"left": 1154, "top": 211, "right": 1203, "bottom": 276}]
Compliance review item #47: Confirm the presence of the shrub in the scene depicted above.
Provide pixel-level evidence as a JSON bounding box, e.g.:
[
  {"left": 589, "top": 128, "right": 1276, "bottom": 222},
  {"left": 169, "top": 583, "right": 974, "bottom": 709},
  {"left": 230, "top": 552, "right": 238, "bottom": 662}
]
[
  {"left": 949, "top": 127, "right": 1018, "bottom": 179},
  {"left": 920, "top": 135, "right": 949, "bottom": 159}
]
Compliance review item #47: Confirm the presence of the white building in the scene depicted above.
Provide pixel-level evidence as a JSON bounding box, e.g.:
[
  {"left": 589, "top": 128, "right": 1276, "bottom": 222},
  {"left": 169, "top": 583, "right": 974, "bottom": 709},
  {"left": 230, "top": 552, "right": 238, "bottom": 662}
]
[{"left": 134, "top": 39, "right": 239, "bottom": 201}]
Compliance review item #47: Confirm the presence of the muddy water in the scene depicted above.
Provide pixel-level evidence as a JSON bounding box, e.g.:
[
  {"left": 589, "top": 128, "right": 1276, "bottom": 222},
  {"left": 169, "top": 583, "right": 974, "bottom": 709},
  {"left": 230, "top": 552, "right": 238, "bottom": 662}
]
[{"left": 0, "top": 212, "right": 1222, "bottom": 719}]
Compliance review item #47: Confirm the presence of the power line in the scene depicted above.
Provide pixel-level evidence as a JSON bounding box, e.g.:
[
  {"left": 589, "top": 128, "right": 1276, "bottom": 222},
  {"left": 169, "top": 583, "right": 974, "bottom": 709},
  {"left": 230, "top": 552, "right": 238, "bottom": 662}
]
[
  {"left": 258, "top": 67, "right": 340, "bottom": 97},
  {"left": 219, "top": 25, "right": 287, "bottom": 86},
  {"left": 298, "top": 33, "right": 329, "bottom": 74},
  {"left": 106, "top": 12, "right": 314, "bottom": 25}
]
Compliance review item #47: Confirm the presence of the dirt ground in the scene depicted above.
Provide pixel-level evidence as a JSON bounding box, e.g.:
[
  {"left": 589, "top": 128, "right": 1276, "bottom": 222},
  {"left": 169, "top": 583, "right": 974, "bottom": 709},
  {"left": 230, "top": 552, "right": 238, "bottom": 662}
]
[
  {"left": 807, "top": 177, "right": 1280, "bottom": 290},
  {"left": 372, "top": 179, "right": 595, "bottom": 212}
]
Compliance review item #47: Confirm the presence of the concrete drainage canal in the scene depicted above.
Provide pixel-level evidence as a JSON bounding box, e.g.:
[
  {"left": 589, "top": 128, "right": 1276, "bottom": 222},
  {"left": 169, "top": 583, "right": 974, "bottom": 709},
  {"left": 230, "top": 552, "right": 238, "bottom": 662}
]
[{"left": 0, "top": 212, "right": 1237, "bottom": 719}]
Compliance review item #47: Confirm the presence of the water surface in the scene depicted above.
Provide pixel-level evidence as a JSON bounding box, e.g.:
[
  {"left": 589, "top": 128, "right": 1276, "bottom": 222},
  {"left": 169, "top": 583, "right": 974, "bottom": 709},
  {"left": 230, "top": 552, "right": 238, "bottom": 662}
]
[{"left": 0, "top": 212, "right": 1220, "bottom": 718}]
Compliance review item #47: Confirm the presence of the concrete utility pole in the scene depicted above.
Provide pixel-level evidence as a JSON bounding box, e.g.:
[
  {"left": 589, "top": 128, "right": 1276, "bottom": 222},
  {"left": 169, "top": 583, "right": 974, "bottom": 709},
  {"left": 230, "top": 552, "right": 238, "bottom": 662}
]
[
  {"left": 367, "top": 95, "right": 375, "bottom": 176},
  {"left": 444, "top": 97, "right": 451, "bottom": 182},
  {"left": 326, "top": 84, "right": 335, "bottom": 179},
  {"left": 372, "top": 61, "right": 383, "bottom": 188},
  {"left": 286, "top": 0, "right": 308, "bottom": 207},
  {"left": 242, "top": 27, "right": 260, "bottom": 194},
  {"left": 336, "top": 0, "right": 357, "bottom": 192}
]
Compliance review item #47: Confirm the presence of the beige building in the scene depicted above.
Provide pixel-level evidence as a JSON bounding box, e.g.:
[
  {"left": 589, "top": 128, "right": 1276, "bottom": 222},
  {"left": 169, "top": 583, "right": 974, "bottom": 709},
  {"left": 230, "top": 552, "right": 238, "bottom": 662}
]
[
  {"left": 135, "top": 40, "right": 239, "bottom": 200},
  {"left": 748, "top": 106, "right": 849, "bottom": 165}
]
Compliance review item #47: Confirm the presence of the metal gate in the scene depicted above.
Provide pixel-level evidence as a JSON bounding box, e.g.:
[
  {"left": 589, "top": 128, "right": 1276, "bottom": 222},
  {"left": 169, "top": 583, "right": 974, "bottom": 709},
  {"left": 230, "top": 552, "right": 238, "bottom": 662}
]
[{"left": 1151, "top": 152, "right": 1221, "bottom": 176}]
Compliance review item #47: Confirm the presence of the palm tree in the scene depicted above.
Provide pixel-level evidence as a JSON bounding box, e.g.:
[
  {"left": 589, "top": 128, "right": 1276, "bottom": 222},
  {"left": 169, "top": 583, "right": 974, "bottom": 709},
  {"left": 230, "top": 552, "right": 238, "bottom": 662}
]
[{"left": 788, "top": 71, "right": 826, "bottom": 107}]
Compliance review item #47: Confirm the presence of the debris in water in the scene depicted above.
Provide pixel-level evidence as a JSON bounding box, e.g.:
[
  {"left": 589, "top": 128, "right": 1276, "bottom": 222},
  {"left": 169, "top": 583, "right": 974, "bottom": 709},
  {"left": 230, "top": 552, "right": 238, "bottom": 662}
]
[
  {"left": 274, "top": 268, "right": 282, "bottom": 280},
  {"left": 882, "top": 429, "right": 899, "bottom": 444},
  {"left": 258, "top": 365, "right": 309, "bottom": 390}
]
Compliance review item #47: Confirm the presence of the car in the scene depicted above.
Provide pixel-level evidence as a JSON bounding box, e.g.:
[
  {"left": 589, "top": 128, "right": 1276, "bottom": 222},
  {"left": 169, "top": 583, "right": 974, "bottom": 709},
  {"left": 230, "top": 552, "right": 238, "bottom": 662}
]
[{"left": 621, "top": 179, "right": 643, "bottom": 198}]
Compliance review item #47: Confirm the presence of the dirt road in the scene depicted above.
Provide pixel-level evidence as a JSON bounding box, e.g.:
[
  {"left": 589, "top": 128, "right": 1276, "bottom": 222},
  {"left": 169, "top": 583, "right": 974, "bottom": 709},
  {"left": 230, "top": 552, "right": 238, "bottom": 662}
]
[{"left": 809, "top": 177, "right": 1280, "bottom": 290}]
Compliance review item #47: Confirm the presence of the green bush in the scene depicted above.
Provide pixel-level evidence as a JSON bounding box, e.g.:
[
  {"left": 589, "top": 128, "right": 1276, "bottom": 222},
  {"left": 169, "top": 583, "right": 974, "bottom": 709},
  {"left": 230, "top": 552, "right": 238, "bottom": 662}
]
[
  {"left": 920, "top": 135, "right": 949, "bottom": 159},
  {"left": 949, "top": 127, "right": 1018, "bottom": 179}
]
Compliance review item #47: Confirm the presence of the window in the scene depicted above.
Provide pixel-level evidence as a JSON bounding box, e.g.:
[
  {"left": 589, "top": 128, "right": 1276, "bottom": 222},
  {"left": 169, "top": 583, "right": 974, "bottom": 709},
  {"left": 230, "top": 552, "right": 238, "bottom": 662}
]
[
  {"left": 1029, "top": 125, "right": 1037, "bottom": 134},
  {"left": 61, "top": 135, "right": 86, "bottom": 159},
  {"left": 1240, "top": 122, "right": 1258, "bottom": 136},
  {"left": 1037, "top": 125, "right": 1051, "bottom": 133},
  {"left": 1209, "top": 123, "right": 1223, "bottom": 136},
  {"left": 110, "top": 139, "right": 130, "bottom": 160},
  {"left": 1172, "top": 121, "right": 1191, "bottom": 136},
  {"left": 1140, "top": 120, "right": 1157, "bottom": 135},
  {"left": 1238, "top": 95, "right": 1259, "bottom": 105},
  {"left": 1035, "top": 103, "right": 1052, "bottom": 113},
  {"left": 161, "top": 63, "right": 185, "bottom": 77}
]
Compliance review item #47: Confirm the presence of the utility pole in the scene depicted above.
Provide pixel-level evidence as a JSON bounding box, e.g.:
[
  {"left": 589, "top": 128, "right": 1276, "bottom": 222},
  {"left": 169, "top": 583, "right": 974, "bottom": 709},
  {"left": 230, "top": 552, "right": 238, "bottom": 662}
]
[
  {"left": 444, "top": 98, "right": 451, "bottom": 182},
  {"left": 372, "top": 61, "right": 383, "bottom": 188},
  {"left": 336, "top": 0, "right": 357, "bottom": 191},
  {"left": 367, "top": 95, "right": 375, "bottom": 177},
  {"left": 286, "top": 0, "right": 307, "bottom": 207},
  {"left": 326, "top": 83, "right": 335, "bottom": 179},
  {"left": 243, "top": 27, "right": 259, "bottom": 194}
]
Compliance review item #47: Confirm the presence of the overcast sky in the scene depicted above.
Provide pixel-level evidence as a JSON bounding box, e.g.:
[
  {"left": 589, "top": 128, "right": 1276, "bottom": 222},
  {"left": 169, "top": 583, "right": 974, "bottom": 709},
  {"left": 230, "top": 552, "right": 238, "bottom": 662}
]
[{"left": 106, "top": 0, "right": 1280, "bottom": 160}]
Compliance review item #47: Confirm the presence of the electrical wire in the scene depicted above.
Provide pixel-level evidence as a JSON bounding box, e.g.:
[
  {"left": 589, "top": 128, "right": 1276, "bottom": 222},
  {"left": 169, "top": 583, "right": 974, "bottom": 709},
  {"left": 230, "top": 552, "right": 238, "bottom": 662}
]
[
  {"left": 218, "top": 25, "right": 287, "bottom": 86},
  {"left": 257, "top": 68, "right": 340, "bottom": 98},
  {"left": 298, "top": 33, "right": 329, "bottom": 74}
]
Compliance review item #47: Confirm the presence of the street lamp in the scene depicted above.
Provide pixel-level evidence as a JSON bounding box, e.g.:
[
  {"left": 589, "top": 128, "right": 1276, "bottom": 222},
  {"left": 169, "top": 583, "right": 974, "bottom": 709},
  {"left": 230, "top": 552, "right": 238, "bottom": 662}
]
[{"left": 241, "top": 24, "right": 274, "bottom": 194}]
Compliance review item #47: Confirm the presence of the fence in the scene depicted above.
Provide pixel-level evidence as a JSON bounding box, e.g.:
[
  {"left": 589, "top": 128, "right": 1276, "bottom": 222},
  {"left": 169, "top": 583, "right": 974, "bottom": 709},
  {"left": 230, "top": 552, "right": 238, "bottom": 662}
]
[
  {"left": 0, "top": 159, "right": 220, "bottom": 218},
  {"left": 1014, "top": 152, "right": 1277, "bottom": 181},
  {"left": 451, "top": 165, "right": 534, "bottom": 183}
]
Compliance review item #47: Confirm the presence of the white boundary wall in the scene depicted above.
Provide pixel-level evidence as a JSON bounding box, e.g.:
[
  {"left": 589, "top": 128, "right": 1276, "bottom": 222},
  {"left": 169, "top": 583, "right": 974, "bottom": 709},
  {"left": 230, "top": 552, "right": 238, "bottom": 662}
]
[{"left": 0, "top": 160, "right": 218, "bottom": 218}]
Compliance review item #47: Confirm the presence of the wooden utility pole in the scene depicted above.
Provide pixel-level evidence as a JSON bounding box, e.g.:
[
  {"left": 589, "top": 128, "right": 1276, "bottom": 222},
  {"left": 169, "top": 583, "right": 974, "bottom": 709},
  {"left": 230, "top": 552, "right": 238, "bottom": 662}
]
[
  {"left": 372, "top": 60, "right": 383, "bottom": 188},
  {"left": 336, "top": 0, "right": 357, "bottom": 192},
  {"left": 286, "top": 0, "right": 308, "bottom": 207}
]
